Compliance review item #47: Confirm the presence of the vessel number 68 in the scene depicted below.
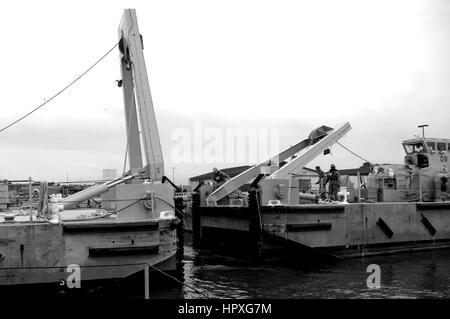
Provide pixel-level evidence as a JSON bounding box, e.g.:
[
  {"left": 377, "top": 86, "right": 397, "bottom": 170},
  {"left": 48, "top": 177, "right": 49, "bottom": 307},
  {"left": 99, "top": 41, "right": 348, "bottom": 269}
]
[{"left": 440, "top": 155, "right": 448, "bottom": 162}]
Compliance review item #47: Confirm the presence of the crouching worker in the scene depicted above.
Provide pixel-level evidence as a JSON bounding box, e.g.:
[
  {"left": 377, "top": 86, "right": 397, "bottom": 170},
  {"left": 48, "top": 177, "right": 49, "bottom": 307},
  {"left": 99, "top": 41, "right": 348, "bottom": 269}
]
[{"left": 212, "top": 167, "right": 230, "bottom": 190}]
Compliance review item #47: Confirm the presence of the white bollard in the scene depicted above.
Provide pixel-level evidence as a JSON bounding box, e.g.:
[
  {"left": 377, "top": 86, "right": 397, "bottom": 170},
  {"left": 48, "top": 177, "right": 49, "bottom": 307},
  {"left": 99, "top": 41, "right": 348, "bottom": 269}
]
[
  {"left": 48, "top": 195, "right": 63, "bottom": 224},
  {"left": 338, "top": 187, "right": 350, "bottom": 203}
]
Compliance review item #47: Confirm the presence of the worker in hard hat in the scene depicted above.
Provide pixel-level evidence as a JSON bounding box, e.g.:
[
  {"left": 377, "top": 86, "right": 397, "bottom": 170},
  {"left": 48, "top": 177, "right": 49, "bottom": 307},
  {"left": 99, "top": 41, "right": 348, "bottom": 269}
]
[
  {"left": 315, "top": 166, "right": 326, "bottom": 200},
  {"left": 327, "top": 164, "right": 341, "bottom": 201}
]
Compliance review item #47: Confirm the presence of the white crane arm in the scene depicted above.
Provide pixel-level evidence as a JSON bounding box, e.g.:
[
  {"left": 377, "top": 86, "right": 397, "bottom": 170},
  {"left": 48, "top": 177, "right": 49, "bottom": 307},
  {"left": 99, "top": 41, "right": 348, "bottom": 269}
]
[
  {"left": 119, "top": 9, "right": 164, "bottom": 181},
  {"left": 269, "top": 122, "right": 351, "bottom": 179}
]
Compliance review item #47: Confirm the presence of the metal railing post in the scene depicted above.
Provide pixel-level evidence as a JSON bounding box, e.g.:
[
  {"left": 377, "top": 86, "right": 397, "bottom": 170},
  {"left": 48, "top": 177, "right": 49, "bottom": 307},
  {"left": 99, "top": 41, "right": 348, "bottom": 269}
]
[
  {"left": 145, "top": 264, "right": 150, "bottom": 299},
  {"left": 419, "top": 173, "right": 423, "bottom": 202},
  {"left": 29, "top": 177, "right": 32, "bottom": 221},
  {"left": 357, "top": 172, "right": 362, "bottom": 203}
]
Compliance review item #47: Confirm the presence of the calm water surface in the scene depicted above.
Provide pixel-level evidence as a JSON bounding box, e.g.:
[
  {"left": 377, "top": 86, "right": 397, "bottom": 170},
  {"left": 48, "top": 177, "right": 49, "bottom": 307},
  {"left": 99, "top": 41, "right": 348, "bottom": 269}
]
[
  {"left": 148, "top": 243, "right": 450, "bottom": 299},
  {"left": 9, "top": 237, "right": 448, "bottom": 299}
]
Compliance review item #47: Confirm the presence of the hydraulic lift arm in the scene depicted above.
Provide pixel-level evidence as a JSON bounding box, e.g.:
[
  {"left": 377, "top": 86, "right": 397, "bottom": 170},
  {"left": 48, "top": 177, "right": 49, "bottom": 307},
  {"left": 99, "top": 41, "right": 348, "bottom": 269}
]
[{"left": 61, "top": 174, "right": 136, "bottom": 210}]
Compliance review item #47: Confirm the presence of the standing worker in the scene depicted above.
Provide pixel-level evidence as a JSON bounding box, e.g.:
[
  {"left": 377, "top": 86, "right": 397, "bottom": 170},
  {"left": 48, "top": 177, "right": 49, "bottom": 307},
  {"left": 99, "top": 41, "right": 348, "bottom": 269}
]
[
  {"left": 327, "top": 164, "right": 341, "bottom": 201},
  {"left": 315, "top": 166, "right": 327, "bottom": 200},
  {"left": 440, "top": 174, "right": 448, "bottom": 201}
]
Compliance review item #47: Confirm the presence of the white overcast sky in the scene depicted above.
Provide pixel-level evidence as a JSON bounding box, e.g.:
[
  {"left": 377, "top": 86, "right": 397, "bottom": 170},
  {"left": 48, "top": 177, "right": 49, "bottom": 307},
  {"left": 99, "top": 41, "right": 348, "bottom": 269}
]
[{"left": 0, "top": 0, "right": 449, "bottom": 184}]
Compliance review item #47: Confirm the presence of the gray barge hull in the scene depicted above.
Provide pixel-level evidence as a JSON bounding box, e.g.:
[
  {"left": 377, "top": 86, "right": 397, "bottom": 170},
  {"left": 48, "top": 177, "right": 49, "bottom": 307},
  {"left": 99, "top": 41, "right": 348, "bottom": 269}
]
[
  {"left": 0, "top": 218, "right": 177, "bottom": 286},
  {"left": 192, "top": 200, "right": 450, "bottom": 259}
]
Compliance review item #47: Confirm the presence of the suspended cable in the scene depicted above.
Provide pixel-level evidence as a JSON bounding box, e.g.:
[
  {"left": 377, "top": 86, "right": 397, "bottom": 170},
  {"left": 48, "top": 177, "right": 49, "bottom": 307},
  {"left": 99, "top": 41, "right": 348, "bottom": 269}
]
[
  {"left": 336, "top": 141, "right": 372, "bottom": 164},
  {"left": 0, "top": 42, "right": 119, "bottom": 134}
]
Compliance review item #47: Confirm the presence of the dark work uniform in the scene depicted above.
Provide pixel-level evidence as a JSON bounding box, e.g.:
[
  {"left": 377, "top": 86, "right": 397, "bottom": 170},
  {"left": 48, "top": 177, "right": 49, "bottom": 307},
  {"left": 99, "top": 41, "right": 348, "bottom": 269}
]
[
  {"left": 441, "top": 176, "right": 448, "bottom": 192},
  {"left": 213, "top": 170, "right": 229, "bottom": 184},
  {"left": 327, "top": 169, "right": 341, "bottom": 201},
  {"left": 316, "top": 169, "right": 326, "bottom": 199}
]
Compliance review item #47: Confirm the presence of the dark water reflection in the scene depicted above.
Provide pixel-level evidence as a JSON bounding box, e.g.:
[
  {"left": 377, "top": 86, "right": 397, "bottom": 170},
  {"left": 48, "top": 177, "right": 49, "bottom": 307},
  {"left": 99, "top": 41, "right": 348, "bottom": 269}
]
[{"left": 149, "top": 244, "right": 450, "bottom": 299}]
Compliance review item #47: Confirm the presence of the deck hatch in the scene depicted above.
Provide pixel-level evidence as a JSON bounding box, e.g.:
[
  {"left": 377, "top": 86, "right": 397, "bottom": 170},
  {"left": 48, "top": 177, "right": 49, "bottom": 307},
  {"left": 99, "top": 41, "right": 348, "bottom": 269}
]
[
  {"left": 88, "top": 243, "right": 159, "bottom": 257},
  {"left": 417, "top": 202, "right": 450, "bottom": 210},
  {"left": 286, "top": 222, "right": 332, "bottom": 232},
  {"left": 63, "top": 220, "right": 159, "bottom": 234},
  {"left": 285, "top": 206, "right": 345, "bottom": 214}
]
